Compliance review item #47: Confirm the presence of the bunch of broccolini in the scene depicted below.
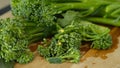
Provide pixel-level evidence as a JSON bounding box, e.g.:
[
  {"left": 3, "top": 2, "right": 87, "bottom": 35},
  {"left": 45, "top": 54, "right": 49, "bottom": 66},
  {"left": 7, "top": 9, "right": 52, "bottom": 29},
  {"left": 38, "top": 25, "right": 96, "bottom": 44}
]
[
  {"left": 11, "top": 0, "right": 120, "bottom": 26},
  {"left": 37, "top": 11, "right": 112, "bottom": 63},
  {"left": 0, "top": 0, "right": 116, "bottom": 67}
]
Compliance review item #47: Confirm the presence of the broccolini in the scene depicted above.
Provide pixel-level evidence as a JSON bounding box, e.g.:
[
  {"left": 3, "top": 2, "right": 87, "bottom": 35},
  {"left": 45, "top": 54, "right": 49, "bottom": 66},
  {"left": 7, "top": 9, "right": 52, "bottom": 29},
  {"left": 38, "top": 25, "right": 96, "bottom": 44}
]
[
  {"left": 37, "top": 21, "right": 112, "bottom": 63},
  {"left": 11, "top": 0, "right": 120, "bottom": 26},
  {"left": 0, "top": 18, "right": 56, "bottom": 64},
  {"left": 37, "top": 26, "right": 82, "bottom": 63},
  {"left": 2, "top": 0, "right": 113, "bottom": 64},
  {"left": 11, "top": 0, "right": 106, "bottom": 24},
  {"left": 58, "top": 10, "right": 112, "bottom": 49}
]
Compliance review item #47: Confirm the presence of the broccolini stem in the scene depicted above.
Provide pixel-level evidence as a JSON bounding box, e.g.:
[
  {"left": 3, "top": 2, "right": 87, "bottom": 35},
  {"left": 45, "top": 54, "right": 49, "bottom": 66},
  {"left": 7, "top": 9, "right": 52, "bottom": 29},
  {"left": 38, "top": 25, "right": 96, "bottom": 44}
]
[
  {"left": 23, "top": 22, "right": 38, "bottom": 27},
  {"left": 111, "top": 8, "right": 120, "bottom": 18},
  {"left": 86, "top": 17, "right": 120, "bottom": 26},
  {"left": 25, "top": 27, "right": 45, "bottom": 34},
  {"left": 29, "top": 38, "right": 43, "bottom": 44},
  {"left": 28, "top": 33, "right": 44, "bottom": 40},
  {"left": 53, "top": 2, "right": 110, "bottom": 12}
]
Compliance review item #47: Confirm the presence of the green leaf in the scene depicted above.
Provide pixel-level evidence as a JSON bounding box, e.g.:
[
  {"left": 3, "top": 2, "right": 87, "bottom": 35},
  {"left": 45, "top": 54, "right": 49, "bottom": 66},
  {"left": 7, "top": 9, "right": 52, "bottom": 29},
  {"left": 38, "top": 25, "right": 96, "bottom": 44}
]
[
  {"left": 58, "top": 11, "right": 79, "bottom": 27},
  {"left": 47, "top": 57, "right": 62, "bottom": 64}
]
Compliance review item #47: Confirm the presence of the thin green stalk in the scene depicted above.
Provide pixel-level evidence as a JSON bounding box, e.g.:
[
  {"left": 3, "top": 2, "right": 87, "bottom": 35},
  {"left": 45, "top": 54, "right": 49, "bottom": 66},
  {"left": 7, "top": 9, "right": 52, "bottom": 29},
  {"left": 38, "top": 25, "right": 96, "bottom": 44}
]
[
  {"left": 28, "top": 33, "right": 44, "bottom": 40},
  {"left": 111, "top": 8, "right": 120, "bottom": 18},
  {"left": 22, "top": 22, "right": 37, "bottom": 27},
  {"left": 29, "top": 36, "right": 43, "bottom": 44},
  {"left": 25, "top": 27, "right": 45, "bottom": 34},
  {"left": 86, "top": 17, "right": 120, "bottom": 26},
  {"left": 53, "top": 1, "right": 111, "bottom": 11}
]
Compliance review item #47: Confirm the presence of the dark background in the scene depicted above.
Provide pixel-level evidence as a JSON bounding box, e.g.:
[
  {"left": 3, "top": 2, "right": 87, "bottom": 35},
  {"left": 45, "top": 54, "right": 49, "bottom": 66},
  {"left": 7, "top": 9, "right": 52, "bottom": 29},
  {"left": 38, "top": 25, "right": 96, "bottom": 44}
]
[{"left": 0, "top": 0, "right": 10, "bottom": 15}]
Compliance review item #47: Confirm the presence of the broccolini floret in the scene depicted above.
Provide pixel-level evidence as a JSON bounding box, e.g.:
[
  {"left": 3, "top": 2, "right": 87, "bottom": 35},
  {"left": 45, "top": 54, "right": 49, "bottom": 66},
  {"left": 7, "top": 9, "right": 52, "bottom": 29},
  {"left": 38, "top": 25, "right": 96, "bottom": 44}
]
[
  {"left": 91, "top": 34, "right": 112, "bottom": 49},
  {"left": 37, "top": 26, "right": 82, "bottom": 63},
  {"left": 0, "top": 18, "right": 56, "bottom": 64}
]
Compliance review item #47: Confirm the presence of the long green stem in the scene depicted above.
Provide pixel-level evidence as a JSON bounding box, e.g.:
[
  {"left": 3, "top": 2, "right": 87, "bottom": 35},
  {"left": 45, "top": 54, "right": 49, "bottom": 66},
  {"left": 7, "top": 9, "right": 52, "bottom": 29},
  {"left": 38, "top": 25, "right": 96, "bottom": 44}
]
[
  {"left": 22, "top": 22, "right": 37, "bottom": 27},
  {"left": 28, "top": 32, "right": 44, "bottom": 43},
  {"left": 25, "top": 27, "right": 45, "bottom": 34},
  {"left": 53, "top": 1, "right": 111, "bottom": 12},
  {"left": 29, "top": 36, "right": 44, "bottom": 44},
  {"left": 31, "top": 33, "right": 44, "bottom": 39},
  {"left": 86, "top": 17, "right": 120, "bottom": 26}
]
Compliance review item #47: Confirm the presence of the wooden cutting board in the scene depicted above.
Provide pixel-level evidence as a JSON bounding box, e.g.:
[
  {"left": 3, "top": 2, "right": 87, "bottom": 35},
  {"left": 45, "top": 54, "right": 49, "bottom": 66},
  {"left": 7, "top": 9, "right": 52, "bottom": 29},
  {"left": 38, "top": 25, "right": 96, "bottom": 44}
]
[{"left": 1, "top": 11, "right": 120, "bottom": 68}]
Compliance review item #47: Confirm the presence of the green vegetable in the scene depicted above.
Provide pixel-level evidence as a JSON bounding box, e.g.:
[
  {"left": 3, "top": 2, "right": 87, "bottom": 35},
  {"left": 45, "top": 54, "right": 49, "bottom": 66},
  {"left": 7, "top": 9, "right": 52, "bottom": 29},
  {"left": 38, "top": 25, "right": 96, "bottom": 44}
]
[
  {"left": 7, "top": 0, "right": 113, "bottom": 64},
  {"left": 80, "top": 1, "right": 120, "bottom": 26},
  {"left": 76, "top": 21, "right": 110, "bottom": 41},
  {"left": 16, "top": 51, "right": 34, "bottom": 64},
  {"left": 11, "top": 0, "right": 107, "bottom": 23},
  {"left": 70, "top": 21, "right": 112, "bottom": 49},
  {"left": 47, "top": 48, "right": 80, "bottom": 63},
  {"left": 0, "top": 18, "right": 56, "bottom": 64},
  {"left": 37, "top": 26, "right": 82, "bottom": 63},
  {"left": 58, "top": 10, "right": 112, "bottom": 49},
  {"left": 57, "top": 11, "right": 79, "bottom": 27},
  {"left": 91, "top": 34, "right": 112, "bottom": 49},
  {"left": 11, "top": 0, "right": 120, "bottom": 26},
  {"left": 37, "top": 16, "right": 112, "bottom": 63},
  {"left": 85, "top": 17, "right": 120, "bottom": 26}
]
